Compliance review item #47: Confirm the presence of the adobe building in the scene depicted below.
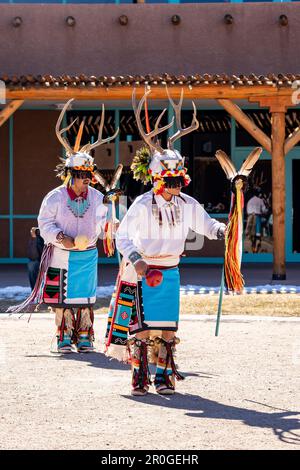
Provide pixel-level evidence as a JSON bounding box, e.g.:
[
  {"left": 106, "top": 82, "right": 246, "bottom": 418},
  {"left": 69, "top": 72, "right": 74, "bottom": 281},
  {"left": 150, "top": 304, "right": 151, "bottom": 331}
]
[{"left": 0, "top": 1, "right": 300, "bottom": 280}]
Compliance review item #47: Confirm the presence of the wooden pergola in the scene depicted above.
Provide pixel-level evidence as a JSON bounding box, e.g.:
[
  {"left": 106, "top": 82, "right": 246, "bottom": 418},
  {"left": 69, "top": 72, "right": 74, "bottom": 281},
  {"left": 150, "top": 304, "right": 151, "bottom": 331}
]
[{"left": 1, "top": 74, "right": 300, "bottom": 279}]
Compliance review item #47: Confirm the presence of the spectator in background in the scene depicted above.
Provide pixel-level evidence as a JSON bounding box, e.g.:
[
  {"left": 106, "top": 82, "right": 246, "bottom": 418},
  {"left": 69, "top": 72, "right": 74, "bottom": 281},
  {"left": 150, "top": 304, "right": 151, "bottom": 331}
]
[
  {"left": 245, "top": 188, "right": 268, "bottom": 253},
  {"left": 27, "top": 227, "right": 44, "bottom": 290}
]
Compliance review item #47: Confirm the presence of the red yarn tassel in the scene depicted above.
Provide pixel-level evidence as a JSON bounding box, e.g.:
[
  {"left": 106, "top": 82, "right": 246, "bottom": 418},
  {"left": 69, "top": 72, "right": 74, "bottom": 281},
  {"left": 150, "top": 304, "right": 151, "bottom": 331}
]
[{"left": 224, "top": 180, "right": 245, "bottom": 293}]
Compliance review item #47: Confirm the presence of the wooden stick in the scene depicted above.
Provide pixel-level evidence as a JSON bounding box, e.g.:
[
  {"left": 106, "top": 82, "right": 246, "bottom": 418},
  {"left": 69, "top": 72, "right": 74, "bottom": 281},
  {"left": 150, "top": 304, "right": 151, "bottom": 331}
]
[
  {"left": 215, "top": 267, "right": 224, "bottom": 337},
  {"left": 218, "top": 99, "right": 272, "bottom": 154}
]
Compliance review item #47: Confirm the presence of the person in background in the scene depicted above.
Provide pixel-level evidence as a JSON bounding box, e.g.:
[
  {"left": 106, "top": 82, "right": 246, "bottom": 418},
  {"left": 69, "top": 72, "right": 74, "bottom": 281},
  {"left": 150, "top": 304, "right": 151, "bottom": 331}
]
[
  {"left": 27, "top": 227, "right": 44, "bottom": 290},
  {"left": 246, "top": 187, "right": 268, "bottom": 253}
]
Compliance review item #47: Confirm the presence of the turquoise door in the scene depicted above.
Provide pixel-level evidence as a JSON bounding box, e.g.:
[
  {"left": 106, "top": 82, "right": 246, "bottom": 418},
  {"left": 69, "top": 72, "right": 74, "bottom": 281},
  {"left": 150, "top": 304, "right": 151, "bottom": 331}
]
[{"left": 286, "top": 150, "right": 300, "bottom": 262}]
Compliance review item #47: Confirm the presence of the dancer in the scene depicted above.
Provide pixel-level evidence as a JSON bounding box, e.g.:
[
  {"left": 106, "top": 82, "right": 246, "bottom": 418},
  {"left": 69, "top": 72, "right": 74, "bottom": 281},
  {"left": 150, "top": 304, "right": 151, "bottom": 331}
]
[
  {"left": 105, "top": 88, "right": 226, "bottom": 395},
  {"left": 9, "top": 99, "right": 119, "bottom": 354}
]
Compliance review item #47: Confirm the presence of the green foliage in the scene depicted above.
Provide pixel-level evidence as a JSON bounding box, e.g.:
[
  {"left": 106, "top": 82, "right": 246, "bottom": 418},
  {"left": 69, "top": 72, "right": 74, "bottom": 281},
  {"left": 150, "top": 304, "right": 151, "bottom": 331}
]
[{"left": 130, "top": 146, "right": 152, "bottom": 184}]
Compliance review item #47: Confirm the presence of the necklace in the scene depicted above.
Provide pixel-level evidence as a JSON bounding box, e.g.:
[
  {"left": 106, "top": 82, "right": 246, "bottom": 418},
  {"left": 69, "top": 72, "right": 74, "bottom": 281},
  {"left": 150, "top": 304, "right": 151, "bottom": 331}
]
[
  {"left": 67, "top": 196, "right": 90, "bottom": 218},
  {"left": 152, "top": 194, "right": 182, "bottom": 227}
]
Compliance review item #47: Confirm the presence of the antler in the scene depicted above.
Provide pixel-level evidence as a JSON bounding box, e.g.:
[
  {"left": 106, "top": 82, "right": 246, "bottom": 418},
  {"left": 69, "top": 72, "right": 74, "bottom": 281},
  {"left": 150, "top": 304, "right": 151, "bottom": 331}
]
[
  {"left": 166, "top": 87, "right": 199, "bottom": 149},
  {"left": 55, "top": 98, "right": 78, "bottom": 156},
  {"left": 81, "top": 104, "right": 119, "bottom": 153},
  {"left": 132, "top": 88, "right": 174, "bottom": 154}
]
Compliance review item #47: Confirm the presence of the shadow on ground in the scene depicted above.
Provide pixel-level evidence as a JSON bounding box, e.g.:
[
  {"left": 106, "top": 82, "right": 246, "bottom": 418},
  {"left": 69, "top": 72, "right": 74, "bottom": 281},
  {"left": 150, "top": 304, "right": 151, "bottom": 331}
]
[
  {"left": 25, "top": 351, "right": 131, "bottom": 371},
  {"left": 123, "top": 393, "right": 300, "bottom": 446},
  {"left": 25, "top": 352, "right": 217, "bottom": 379}
]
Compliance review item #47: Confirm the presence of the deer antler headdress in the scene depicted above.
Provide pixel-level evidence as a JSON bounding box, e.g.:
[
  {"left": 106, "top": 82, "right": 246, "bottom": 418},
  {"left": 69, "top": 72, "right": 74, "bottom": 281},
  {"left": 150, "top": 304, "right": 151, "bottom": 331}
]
[
  {"left": 55, "top": 99, "right": 119, "bottom": 186},
  {"left": 131, "top": 87, "right": 199, "bottom": 194}
]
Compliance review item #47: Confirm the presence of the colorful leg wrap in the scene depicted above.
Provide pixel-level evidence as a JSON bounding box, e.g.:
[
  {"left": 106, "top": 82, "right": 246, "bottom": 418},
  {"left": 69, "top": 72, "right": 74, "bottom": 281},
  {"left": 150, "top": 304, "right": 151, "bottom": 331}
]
[
  {"left": 154, "top": 337, "right": 184, "bottom": 394},
  {"left": 130, "top": 337, "right": 152, "bottom": 396},
  {"left": 149, "top": 330, "right": 162, "bottom": 365},
  {"left": 75, "top": 308, "right": 94, "bottom": 352},
  {"left": 55, "top": 308, "right": 75, "bottom": 353}
]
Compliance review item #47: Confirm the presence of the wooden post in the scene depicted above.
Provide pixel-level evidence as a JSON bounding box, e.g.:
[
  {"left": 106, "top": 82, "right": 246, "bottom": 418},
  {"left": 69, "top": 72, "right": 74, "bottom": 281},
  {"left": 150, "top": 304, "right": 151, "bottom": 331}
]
[
  {"left": 271, "top": 111, "right": 286, "bottom": 280},
  {"left": 248, "top": 96, "right": 290, "bottom": 280}
]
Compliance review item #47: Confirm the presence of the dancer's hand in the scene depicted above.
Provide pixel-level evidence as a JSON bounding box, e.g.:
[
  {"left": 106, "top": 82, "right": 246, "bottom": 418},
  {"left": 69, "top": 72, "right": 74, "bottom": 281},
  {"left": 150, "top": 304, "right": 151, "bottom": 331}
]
[
  {"left": 217, "top": 225, "right": 226, "bottom": 240},
  {"left": 61, "top": 236, "right": 75, "bottom": 249},
  {"left": 134, "top": 260, "right": 148, "bottom": 277}
]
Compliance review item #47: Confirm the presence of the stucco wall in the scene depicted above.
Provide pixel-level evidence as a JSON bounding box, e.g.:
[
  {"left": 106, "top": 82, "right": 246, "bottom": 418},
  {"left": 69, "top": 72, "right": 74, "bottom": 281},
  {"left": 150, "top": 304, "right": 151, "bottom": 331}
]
[{"left": 0, "top": 3, "right": 299, "bottom": 76}]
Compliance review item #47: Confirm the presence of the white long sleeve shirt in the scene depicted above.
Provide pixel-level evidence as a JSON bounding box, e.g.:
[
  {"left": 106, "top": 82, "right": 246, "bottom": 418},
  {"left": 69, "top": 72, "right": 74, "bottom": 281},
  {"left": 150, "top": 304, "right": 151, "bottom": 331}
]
[
  {"left": 38, "top": 185, "right": 107, "bottom": 248},
  {"left": 246, "top": 196, "right": 267, "bottom": 216},
  {"left": 116, "top": 190, "right": 225, "bottom": 264}
]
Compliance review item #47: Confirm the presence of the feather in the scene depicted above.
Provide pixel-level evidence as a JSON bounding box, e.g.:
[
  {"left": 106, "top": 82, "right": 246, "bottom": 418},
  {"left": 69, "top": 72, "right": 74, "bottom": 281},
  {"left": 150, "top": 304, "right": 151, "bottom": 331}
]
[
  {"left": 93, "top": 170, "right": 110, "bottom": 192},
  {"left": 131, "top": 146, "right": 152, "bottom": 184},
  {"left": 74, "top": 120, "right": 85, "bottom": 152},
  {"left": 215, "top": 150, "right": 237, "bottom": 180},
  {"left": 104, "top": 344, "right": 130, "bottom": 363},
  {"left": 239, "top": 147, "right": 263, "bottom": 178}
]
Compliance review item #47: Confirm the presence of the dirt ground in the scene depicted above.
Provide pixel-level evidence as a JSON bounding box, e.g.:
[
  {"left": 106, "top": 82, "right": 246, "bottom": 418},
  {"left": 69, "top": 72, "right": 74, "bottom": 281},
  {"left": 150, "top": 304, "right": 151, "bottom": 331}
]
[
  {"left": 0, "top": 314, "right": 299, "bottom": 450},
  {"left": 2, "top": 293, "right": 300, "bottom": 317}
]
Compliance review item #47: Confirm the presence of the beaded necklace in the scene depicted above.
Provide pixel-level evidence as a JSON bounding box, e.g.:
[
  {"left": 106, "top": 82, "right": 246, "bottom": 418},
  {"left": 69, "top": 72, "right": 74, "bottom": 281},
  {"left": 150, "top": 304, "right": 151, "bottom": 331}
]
[{"left": 67, "top": 187, "right": 90, "bottom": 218}]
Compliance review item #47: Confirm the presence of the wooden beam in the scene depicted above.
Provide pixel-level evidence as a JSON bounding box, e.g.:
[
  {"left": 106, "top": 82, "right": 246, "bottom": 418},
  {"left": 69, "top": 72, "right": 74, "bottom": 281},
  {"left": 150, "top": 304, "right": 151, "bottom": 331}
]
[
  {"left": 250, "top": 95, "right": 300, "bottom": 155},
  {"left": 271, "top": 111, "right": 286, "bottom": 280},
  {"left": 0, "top": 100, "right": 24, "bottom": 127},
  {"left": 4, "top": 86, "right": 295, "bottom": 101},
  {"left": 248, "top": 96, "right": 290, "bottom": 113},
  {"left": 217, "top": 99, "right": 272, "bottom": 154},
  {"left": 284, "top": 126, "right": 300, "bottom": 155}
]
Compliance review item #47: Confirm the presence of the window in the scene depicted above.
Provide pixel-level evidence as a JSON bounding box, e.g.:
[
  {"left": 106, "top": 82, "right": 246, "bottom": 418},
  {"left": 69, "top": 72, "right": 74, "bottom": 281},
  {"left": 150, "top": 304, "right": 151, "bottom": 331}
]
[
  {"left": 236, "top": 110, "right": 271, "bottom": 147},
  {"left": 181, "top": 109, "right": 231, "bottom": 212},
  {"left": 244, "top": 160, "right": 273, "bottom": 254},
  {"left": 236, "top": 109, "right": 300, "bottom": 147},
  {"left": 292, "top": 160, "right": 300, "bottom": 253}
]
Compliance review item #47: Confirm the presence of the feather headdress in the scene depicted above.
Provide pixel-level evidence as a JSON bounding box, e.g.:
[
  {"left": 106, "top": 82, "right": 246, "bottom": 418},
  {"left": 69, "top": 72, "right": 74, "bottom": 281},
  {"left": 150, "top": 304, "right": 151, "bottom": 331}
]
[
  {"left": 55, "top": 99, "right": 119, "bottom": 186},
  {"left": 55, "top": 99, "right": 122, "bottom": 256},
  {"left": 132, "top": 87, "right": 199, "bottom": 194}
]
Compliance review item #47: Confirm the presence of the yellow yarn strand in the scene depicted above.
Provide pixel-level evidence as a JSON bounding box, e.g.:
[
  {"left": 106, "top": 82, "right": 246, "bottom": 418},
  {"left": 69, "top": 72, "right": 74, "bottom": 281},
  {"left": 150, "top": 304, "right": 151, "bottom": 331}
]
[
  {"left": 224, "top": 179, "right": 245, "bottom": 293},
  {"left": 63, "top": 172, "right": 72, "bottom": 187}
]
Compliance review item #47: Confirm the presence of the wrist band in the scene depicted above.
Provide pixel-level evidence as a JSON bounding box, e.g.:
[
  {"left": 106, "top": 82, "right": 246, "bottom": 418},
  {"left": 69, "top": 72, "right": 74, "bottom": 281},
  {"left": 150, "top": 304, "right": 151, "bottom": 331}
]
[
  {"left": 56, "top": 231, "right": 65, "bottom": 243},
  {"left": 128, "top": 251, "right": 142, "bottom": 265},
  {"left": 217, "top": 226, "right": 226, "bottom": 240}
]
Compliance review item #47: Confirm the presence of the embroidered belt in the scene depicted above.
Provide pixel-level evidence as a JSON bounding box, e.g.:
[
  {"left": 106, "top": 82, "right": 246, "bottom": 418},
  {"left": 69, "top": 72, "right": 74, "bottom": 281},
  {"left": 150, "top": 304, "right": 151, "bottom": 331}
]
[{"left": 148, "top": 264, "right": 178, "bottom": 270}]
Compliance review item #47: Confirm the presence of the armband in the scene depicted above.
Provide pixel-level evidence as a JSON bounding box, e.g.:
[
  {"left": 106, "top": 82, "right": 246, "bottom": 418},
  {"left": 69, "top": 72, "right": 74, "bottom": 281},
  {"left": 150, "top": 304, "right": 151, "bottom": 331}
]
[
  {"left": 128, "top": 251, "right": 142, "bottom": 265},
  {"left": 56, "top": 231, "right": 65, "bottom": 243}
]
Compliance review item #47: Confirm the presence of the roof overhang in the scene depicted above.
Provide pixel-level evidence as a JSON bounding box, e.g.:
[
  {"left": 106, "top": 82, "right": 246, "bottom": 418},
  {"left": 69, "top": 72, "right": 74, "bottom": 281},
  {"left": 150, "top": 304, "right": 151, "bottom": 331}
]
[{"left": 2, "top": 74, "right": 299, "bottom": 103}]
